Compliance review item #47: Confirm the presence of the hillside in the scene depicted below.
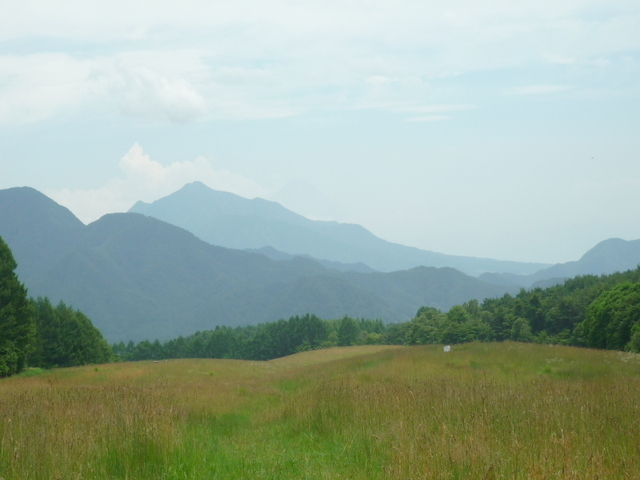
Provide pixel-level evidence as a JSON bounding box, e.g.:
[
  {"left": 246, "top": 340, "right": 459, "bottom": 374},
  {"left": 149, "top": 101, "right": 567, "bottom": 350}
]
[
  {"left": 130, "top": 182, "right": 549, "bottom": 276},
  {"left": 246, "top": 246, "right": 377, "bottom": 273},
  {"left": 0, "top": 187, "right": 516, "bottom": 342},
  {"left": 24, "top": 212, "right": 396, "bottom": 341},
  {"left": 344, "top": 266, "right": 508, "bottom": 317},
  {"left": 536, "top": 238, "right": 640, "bottom": 279},
  {"left": 480, "top": 238, "right": 640, "bottom": 288},
  {"left": 0, "top": 187, "right": 85, "bottom": 281}
]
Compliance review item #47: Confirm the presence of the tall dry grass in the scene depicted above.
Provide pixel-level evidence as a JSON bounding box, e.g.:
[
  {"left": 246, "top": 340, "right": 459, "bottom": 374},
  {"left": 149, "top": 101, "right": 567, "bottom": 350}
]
[{"left": 1, "top": 344, "right": 639, "bottom": 479}]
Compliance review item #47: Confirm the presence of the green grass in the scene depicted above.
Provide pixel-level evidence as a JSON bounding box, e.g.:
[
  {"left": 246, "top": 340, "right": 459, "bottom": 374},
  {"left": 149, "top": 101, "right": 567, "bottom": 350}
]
[
  {"left": 1, "top": 343, "right": 640, "bottom": 479},
  {"left": 14, "top": 367, "right": 47, "bottom": 378}
]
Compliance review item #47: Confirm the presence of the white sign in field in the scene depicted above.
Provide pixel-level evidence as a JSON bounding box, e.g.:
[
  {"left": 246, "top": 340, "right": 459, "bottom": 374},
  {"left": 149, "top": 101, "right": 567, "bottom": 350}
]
[{"left": 444, "top": 345, "right": 451, "bottom": 352}]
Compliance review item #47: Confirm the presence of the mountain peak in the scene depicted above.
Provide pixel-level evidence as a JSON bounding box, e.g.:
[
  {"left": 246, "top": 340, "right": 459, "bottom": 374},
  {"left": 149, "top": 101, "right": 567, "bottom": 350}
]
[
  {"left": 129, "top": 184, "right": 551, "bottom": 275},
  {"left": 180, "top": 181, "right": 212, "bottom": 192},
  {"left": 0, "top": 186, "right": 85, "bottom": 229},
  {"left": 0, "top": 186, "right": 85, "bottom": 281},
  {"left": 578, "top": 238, "right": 640, "bottom": 269}
]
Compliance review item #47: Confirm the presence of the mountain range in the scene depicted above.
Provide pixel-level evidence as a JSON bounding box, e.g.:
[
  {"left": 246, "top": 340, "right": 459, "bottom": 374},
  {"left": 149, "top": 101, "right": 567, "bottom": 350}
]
[
  {"left": 479, "top": 238, "right": 640, "bottom": 288},
  {"left": 3, "top": 185, "right": 639, "bottom": 343},
  {"left": 131, "top": 182, "right": 640, "bottom": 286},
  {"left": 0, "top": 187, "right": 517, "bottom": 342},
  {"left": 130, "top": 182, "right": 550, "bottom": 276}
]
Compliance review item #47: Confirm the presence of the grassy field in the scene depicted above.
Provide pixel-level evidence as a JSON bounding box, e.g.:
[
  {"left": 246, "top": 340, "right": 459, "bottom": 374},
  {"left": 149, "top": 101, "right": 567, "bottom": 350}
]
[{"left": 1, "top": 342, "right": 640, "bottom": 479}]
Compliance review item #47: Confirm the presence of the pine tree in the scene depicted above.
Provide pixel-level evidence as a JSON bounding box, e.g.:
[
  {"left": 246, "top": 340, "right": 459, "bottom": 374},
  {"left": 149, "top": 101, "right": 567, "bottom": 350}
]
[
  {"left": 30, "top": 297, "right": 112, "bottom": 368},
  {"left": 337, "top": 316, "right": 359, "bottom": 346},
  {"left": 0, "top": 236, "right": 35, "bottom": 377}
]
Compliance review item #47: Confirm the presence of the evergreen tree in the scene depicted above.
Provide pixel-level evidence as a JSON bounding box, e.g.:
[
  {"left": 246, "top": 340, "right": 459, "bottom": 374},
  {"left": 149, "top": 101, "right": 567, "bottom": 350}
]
[
  {"left": 0, "top": 236, "right": 35, "bottom": 377},
  {"left": 30, "top": 297, "right": 112, "bottom": 368},
  {"left": 337, "top": 316, "right": 359, "bottom": 346}
]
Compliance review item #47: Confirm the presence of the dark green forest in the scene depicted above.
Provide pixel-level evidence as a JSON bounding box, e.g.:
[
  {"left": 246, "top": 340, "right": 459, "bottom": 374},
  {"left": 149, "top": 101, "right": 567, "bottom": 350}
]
[
  {"left": 115, "top": 267, "right": 640, "bottom": 362},
  {"left": 404, "top": 268, "right": 640, "bottom": 351},
  {"left": 399, "top": 267, "right": 640, "bottom": 352},
  {"left": 0, "top": 237, "right": 34, "bottom": 376},
  {"left": 112, "top": 315, "right": 398, "bottom": 361},
  {"left": 0, "top": 236, "right": 112, "bottom": 377}
]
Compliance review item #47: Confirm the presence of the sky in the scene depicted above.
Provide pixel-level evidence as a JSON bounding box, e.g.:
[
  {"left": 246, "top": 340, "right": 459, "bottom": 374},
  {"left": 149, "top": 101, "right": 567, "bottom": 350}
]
[{"left": 0, "top": 0, "right": 639, "bottom": 265}]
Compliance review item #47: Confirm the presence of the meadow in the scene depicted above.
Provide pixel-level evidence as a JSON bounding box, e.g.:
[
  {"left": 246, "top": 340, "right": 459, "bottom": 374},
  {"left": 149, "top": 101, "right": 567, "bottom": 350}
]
[{"left": 1, "top": 342, "right": 639, "bottom": 479}]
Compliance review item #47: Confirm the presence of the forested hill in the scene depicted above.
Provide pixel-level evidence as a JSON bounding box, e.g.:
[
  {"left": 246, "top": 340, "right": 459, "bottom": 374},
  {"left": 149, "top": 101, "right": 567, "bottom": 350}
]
[
  {"left": 0, "top": 187, "right": 517, "bottom": 342},
  {"left": 117, "top": 266, "right": 640, "bottom": 364},
  {"left": 403, "top": 267, "right": 640, "bottom": 351},
  {"left": 130, "top": 181, "right": 549, "bottom": 276}
]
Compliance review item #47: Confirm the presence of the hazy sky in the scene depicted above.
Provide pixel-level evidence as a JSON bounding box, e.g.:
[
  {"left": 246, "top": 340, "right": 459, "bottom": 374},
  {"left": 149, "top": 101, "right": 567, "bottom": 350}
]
[{"left": 1, "top": 0, "right": 638, "bottom": 264}]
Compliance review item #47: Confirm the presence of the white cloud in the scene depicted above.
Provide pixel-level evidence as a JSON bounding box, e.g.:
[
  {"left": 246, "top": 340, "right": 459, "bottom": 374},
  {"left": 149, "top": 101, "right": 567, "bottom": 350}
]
[
  {"left": 505, "top": 84, "right": 572, "bottom": 95},
  {"left": 0, "top": 49, "right": 300, "bottom": 126},
  {"left": 46, "top": 144, "right": 270, "bottom": 223},
  {"left": 99, "top": 64, "right": 207, "bottom": 123},
  {"left": 0, "top": 1, "right": 637, "bottom": 127},
  {"left": 0, "top": 51, "right": 211, "bottom": 126},
  {"left": 406, "top": 115, "right": 452, "bottom": 122},
  {"left": 0, "top": 53, "right": 92, "bottom": 125}
]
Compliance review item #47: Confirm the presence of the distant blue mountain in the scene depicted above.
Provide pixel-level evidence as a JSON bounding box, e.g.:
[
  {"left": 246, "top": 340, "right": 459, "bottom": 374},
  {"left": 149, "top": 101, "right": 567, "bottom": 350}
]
[
  {"left": 245, "top": 246, "right": 377, "bottom": 273},
  {"left": 0, "top": 186, "right": 85, "bottom": 282},
  {"left": 130, "top": 182, "right": 549, "bottom": 276},
  {"left": 479, "top": 238, "right": 640, "bottom": 288},
  {"left": 1, "top": 186, "right": 518, "bottom": 342}
]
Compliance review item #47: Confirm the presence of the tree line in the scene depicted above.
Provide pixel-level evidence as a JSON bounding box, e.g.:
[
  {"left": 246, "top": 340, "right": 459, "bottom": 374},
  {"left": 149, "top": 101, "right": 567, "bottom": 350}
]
[
  {"left": 404, "top": 267, "right": 640, "bottom": 351},
  {"left": 0, "top": 236, "right": 112, "bottom": 377},
  {"left": 112, "top": 315, "right": 404, "bottom": 361},
  {"left": 116, "top": 267, "right": 640, "bottom": 361},
  {"left": 4, "top": 229, "right": 640, "bottom": 376}
]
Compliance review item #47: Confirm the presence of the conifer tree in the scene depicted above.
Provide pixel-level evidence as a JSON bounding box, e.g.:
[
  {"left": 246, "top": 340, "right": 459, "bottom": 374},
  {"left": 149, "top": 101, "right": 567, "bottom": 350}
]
[
  {"left": 0, "top": 236, "right": 35, "bottom": 377},
  {"left": 31, "top": 297, "right": 112, "bottom": 368}
]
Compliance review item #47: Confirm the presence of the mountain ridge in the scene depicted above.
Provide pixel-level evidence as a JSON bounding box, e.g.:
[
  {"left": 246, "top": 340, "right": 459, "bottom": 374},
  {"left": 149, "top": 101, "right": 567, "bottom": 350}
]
[
  {"left": 479, "top": 238, "right": 640, "bottom": 288},
  {"left": 1, "top": 186, "right": 517, "bottom": 342},
  {"left": 130, "top": 182, "right": 550, "bottom": 276}
]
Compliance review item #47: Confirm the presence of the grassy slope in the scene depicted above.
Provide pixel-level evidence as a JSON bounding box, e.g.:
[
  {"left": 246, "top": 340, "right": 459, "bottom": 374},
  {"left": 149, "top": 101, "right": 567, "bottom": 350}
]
[{"left": 1, "top": 343, "right": 640, "bottom": 479}]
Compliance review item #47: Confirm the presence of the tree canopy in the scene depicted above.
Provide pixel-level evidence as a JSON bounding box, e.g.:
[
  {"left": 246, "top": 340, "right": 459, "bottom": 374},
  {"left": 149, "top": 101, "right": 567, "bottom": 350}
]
[
  {"left": 30, "top": 297, "right": 112, "bottom": 369},
  {"left": 581, "top": 282, "right": 640, "bottom": 350},
  {"left": 0, "top": 236, "right": 35, "bottom": 377}
]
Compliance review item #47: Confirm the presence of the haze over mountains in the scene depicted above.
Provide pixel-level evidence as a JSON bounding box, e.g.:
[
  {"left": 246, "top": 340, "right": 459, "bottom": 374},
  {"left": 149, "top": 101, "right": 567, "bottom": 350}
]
[
  {"left": 130, "top": 182, "right": 550, "bottom": 276},
  {"left": 3, "top": 185, "right": 640, "bottom": 343},
  {"left": 0, "top": 187, "right": 517, "bottom": 342},
  {"left": 480, "top": 238, "right": 640, "bottom": 288}
]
